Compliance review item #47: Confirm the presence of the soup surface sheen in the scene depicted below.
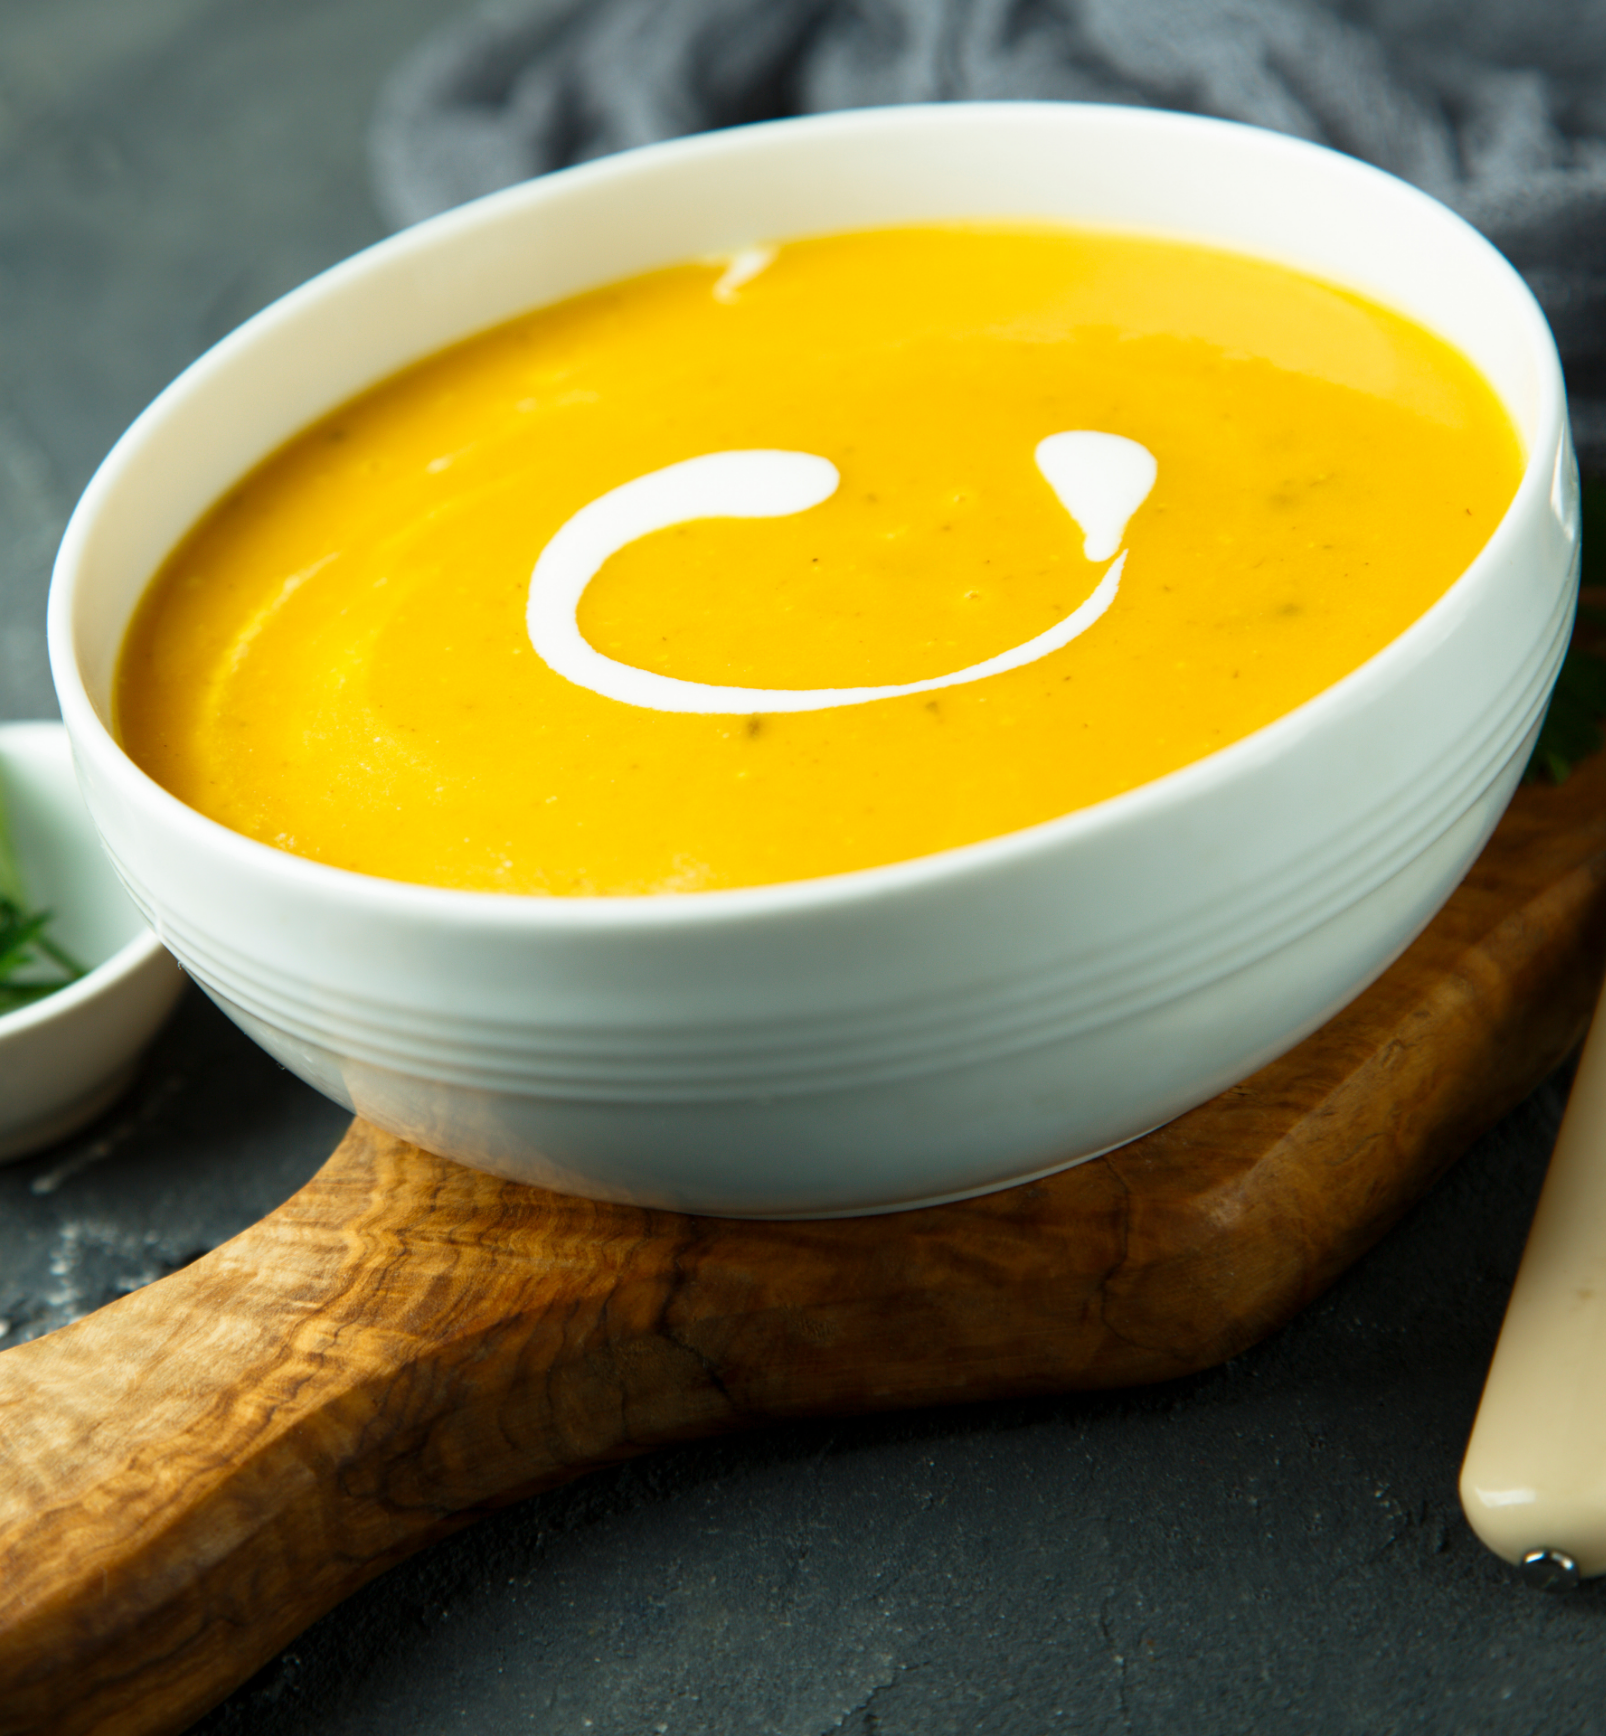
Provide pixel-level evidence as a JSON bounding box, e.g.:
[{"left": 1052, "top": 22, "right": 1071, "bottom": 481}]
[{"left": 117, "top": 226, "right": 1521, "bottom": 895}]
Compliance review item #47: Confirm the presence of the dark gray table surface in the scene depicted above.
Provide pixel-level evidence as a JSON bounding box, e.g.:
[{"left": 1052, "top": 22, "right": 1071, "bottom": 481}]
[{"left": 4, "top": 4, "right": 1605, "bottom": 1730}]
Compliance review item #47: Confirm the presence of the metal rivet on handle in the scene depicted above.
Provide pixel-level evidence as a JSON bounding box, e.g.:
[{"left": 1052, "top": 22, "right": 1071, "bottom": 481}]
[{"left": 1520, "top": 1548, "right": 1580, "bottom": 1591}]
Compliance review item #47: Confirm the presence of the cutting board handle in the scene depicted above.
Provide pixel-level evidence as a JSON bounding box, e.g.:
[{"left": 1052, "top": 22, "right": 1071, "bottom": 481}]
[
  {"left": 0, "top": 1120, "right": 757, "bottom": 1736},
  {"left": 0, "top": 1117, "right": 1177, "bottom": 1736}
]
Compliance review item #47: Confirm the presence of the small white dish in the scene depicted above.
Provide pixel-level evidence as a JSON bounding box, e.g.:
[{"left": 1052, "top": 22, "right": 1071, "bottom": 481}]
[{"left": 0, "top": 721, "right": 185, "bottom": 1162}]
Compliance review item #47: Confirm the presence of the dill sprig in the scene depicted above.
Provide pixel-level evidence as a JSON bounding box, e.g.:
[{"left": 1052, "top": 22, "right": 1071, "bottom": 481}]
[
  {"left": 0, "top": 769, "right": 87, "bottom": 1015},
  {"left": 1525, "top": 477, "right": 1606, "bottom": 785}
]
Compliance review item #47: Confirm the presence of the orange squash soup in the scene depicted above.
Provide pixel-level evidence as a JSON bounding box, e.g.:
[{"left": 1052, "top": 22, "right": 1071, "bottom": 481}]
[{"left": 116, "top": 225, "right": 1521, "bottom": 895}]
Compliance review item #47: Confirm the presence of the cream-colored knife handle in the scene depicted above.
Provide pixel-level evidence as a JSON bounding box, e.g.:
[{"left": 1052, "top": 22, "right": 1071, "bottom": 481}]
[{"left": 1463, "top": 986, "right": 1606, "bottom": 1579}]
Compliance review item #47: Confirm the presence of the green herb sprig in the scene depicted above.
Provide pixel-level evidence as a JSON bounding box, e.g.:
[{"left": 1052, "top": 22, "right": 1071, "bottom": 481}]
[
  {"left": 0, "top": 771, "right": 86, "bottom": 1015},
  {"left": 1525, "top": 476, "right": 1606, "bottom": 785}
]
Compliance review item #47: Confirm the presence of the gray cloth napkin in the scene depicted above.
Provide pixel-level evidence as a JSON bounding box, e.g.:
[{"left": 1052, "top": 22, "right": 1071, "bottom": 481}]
[{"left": 371, "top": 0, "right": 1606, "bottom": 461}]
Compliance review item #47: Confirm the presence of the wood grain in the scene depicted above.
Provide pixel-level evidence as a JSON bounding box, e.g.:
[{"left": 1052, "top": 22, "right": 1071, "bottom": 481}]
[{"left": 5, "top": 751, "right": 1606, "bottom": 1736}]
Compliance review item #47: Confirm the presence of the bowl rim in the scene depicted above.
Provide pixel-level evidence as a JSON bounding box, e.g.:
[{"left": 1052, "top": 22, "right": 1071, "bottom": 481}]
[
  {"left": 0, "top": 720, "right": 174, "bottom": 1039},
  {"left": 48, "top": 99, "right": 1569, "bottom": 936}
]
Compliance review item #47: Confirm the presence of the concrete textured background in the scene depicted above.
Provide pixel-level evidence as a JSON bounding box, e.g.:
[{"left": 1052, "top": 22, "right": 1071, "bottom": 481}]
[{"left": 4, "top": 2, "right": 1606, "bottom": 1730}]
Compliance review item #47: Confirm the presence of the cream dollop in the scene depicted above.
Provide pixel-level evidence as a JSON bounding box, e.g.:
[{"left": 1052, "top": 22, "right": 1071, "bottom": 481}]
[{"left": 526, "top": 436, "right": 1155, "bottom": 714}]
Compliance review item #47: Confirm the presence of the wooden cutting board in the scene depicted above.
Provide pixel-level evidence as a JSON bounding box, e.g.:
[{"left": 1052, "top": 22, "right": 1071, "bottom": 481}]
[{"left": 5, "top": 747, "right": 1606, "bottom": 1736}]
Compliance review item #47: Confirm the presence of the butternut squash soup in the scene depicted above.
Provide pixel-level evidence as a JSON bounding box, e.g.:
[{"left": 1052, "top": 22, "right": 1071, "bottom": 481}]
[{"left": 116, "top": 225, "right": 1522, "bottom": 895}]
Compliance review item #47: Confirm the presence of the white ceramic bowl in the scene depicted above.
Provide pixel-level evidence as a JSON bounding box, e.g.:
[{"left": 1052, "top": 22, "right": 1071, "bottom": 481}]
[
  {"left": 0, "top": 722, "right": 185, "bottom": 1161},
  {"left": 48, "top": 104, "right": 1577, "bottom": 1215}
]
